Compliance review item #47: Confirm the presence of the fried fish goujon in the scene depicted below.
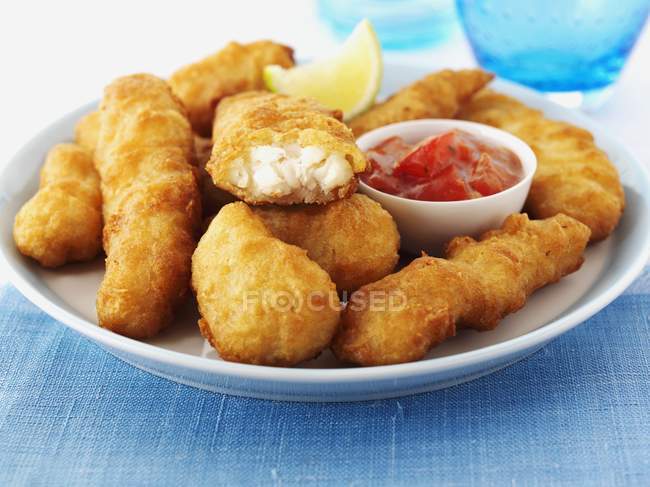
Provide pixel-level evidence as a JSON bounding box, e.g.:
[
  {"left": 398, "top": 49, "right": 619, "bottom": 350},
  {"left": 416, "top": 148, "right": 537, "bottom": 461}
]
[
  {"left": 73, "top": 116, "right": 231, "bottom": 216},
  {"left": 207, "top": 92, "right": 367, "bottom": 205},
  {"left": 192, "top": 202, "right": 340, "bottom": 367},
  {"left": 253, "top": 194, "right": 400, "bottom": 293},
  {"left": 169, "top": 41, "right": 294, "bottom": 136},
  {"left": 74, "top": 111, "right": 101, "bottom": 153},
  {"left": 194, "top": 135, "right": 236, "bottom": 215},
  {"left": 95, "top": 74, "right": 201, "bottom": 339},
  {"left": 458, "top": 90, "right": 624, "bottom": 241},
  {"left": 348, "top": 69, "right": 494, "bottom": 137},
  {"left": 332, "top": 213, "right": 590, "bottom": 366},
  {"left": 13, "top": 144, "right": 102, "bottom": 267}
]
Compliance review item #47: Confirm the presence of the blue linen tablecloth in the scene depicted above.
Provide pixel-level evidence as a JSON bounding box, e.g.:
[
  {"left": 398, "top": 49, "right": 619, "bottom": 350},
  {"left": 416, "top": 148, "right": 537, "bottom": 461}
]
[{"left": 1, "top": 267, "right": 649, "bottom": 486}]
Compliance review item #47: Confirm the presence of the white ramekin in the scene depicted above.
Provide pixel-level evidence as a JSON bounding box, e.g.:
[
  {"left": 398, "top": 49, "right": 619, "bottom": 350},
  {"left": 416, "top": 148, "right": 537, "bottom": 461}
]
[{"left": 356, "top": 119, "right": 537, "bottom": 256}]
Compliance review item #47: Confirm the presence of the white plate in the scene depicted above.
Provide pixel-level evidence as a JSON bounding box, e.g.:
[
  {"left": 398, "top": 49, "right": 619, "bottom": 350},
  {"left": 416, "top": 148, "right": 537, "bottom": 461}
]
[{"left": 1, "top": 63, "right": 649, "bottom": 402}]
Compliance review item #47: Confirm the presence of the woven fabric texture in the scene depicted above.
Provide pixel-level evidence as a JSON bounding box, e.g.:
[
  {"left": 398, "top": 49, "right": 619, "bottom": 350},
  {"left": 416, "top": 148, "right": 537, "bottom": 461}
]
[{"left": 0, "top": 268, "right": 648, "bottom": 486}]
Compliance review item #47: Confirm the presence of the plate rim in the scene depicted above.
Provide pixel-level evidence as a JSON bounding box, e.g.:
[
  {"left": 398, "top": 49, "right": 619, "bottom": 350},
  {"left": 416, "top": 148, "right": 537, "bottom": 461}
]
[{"left": 1, "top": 70, "right": 649, "bottom": 385}]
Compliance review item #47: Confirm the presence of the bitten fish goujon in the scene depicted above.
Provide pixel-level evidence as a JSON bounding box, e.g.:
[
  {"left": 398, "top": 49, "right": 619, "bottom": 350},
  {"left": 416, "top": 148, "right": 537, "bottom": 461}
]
[
  {"left": 332, "top": 213, "right": 590, "bottom": 366},
  {"left": 95, "top": 74, "right": 201, "bottom": 339},
  {"left": 253, "top": 194, "right": 400, "bottom": 293},
  {"left": 192, "top": 202, "right": 340, "bottom": 367},
  {"left": 207, "top": 91, "right": 367, "bottom": 205},
  {"left": 348, "top": 69, "right": 494, "bottom": 137},
  {"left": 13, "top": 143, "right": 102, "bottom": 267},
  {"left": 169, "top": 40, "right": 294, "bottom": 136},
  {"left": 458, "top": 89, "right": 625, "bottom": 241}
]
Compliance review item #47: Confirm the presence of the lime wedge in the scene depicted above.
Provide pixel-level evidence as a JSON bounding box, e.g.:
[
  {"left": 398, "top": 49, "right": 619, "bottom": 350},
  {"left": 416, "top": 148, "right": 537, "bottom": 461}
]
[{"left": 264, "top": 19, "right": 382, "bottom": 121}]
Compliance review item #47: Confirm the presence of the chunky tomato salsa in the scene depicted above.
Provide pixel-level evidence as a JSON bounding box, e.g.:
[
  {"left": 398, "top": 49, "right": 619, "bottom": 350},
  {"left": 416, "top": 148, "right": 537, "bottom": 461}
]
[{"left": 362, "top": 130, "right": 524, "bottom": 202}]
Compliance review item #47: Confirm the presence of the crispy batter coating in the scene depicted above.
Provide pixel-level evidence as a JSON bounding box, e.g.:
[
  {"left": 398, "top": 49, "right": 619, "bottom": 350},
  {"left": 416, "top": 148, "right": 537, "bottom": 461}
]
[
  {"left": 192, "top": 202, "right": 340, "bottom": 367},
  {"left": 74, "top": 111, "right": 101, "bottom": 153},
  {"left": 194, "top": 135, "right": 236, "bottom": 215},
  {"left": 348, "top": 69, "right": 494, "bottom": 137},
  {"left": 332, "top": 213, "right": 590, "bottom": 366},
  {"left": 458, "top": 90, "right": 624, "bottom": 241},
  {"left": 72, "top": 111, "right": 223, "bottom": 219},
  {"left": 194, "top": 134, "right": 212, "bottom": 166},
  {"left": 207, "top": 91, "right": 367, "bottom": 205},
  {"left": 253, "top": 194, "right": 400, "bottom": 293},
  {"left": 71, "top": 113, "right": 247, "bottom": 218},
  {"left": 169, "top": 41, "right": 294, "bottom": 136},
  {"left": 13, "top": 144, "right": 102, "bottom": 267},
  {"left": 95, "top": 74, "right": 201, "bottom": 339}
]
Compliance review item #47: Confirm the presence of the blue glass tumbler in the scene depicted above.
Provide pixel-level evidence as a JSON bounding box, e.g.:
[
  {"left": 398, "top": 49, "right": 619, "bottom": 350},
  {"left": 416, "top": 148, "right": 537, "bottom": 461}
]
[
  {"left": 456, "top": 0, "right": 650, "bottom": 108},
  {"left": 318, "top": 0, "right": 458, "bottom": 50}
]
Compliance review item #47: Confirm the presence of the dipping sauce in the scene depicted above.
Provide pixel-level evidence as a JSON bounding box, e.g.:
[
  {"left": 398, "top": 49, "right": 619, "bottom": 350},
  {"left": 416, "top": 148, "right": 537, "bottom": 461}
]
[{"left": 362, "top": 129, "right": 524, "bottom": 201}]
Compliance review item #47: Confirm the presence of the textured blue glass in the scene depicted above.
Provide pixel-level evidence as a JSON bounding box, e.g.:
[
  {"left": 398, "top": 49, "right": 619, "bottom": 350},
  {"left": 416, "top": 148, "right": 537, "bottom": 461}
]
[
  {"left": 457, "top": 0, "right": 649, "bottom": 92},
  {"left": 318, "top": 0, "right": 457, "bottom": 50}
]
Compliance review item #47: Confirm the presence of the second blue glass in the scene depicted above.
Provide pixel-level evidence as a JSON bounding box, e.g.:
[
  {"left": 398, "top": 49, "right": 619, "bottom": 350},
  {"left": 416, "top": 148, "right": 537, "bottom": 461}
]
[
  {"left": 457, "top": 0, "right": 649, "bottom": 97},
  {"left": 318, "top": 0, "right": 458, "bottom": 50}
]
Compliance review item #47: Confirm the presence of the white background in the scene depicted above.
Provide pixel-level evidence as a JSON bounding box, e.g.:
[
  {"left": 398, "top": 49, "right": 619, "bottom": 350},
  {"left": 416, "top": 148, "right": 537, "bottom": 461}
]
[{"left": 1, "top": 0, "right": 648, "bottom": 168}]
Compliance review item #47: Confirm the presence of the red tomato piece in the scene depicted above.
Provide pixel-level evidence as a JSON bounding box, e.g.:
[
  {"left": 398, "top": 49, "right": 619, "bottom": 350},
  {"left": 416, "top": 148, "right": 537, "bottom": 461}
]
[
  {"left": 469, "top": 153, "right": 506, "bottom": 196},
  {"left": 394, "top": 132, "right": 458, "bottom": 179},
  {"left": 412, "top": 165, "right": 470, "bottom": 201},
  {"left": 361, "top": 159, "right": 402, "bottom": 195},
  {"left": 365, "top": 172, "right": 402, "bottom": 195},
  {"left": 456, "top": 141, "right": 477, "bottom": 165}
]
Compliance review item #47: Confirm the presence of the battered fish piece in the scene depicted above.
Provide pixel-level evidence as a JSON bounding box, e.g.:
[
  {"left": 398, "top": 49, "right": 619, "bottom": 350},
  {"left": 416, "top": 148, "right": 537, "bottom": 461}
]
[
  {"left": 169, "top": 40, "right": 294, "bottom": 136},
  {"left": 192, "top": 202, "right": 340, "bottom": 367},
  {"left": 333, "top": 213, "right": 590, "bottom": 366},
  {"left": 95, "top": 74, "right": 201, "bottom": 339},
  {"left": 458, "top": 90, "right": 624, "bottom": 241},
  {"left": 73, "top": 118, "right": 233, "bottom": 217},
  {"left": 194, "top": 135, "right": 236, "bottom": 215},
  {"left": 194, "top": 135, "right": 212, "bottom": 166},
  {"left": 74, "top": 111, "right": 101, "bottom": 153},
  {"left": 207, "top": 92, "right": 367, "bottom": 205},
  {"left": 253, "top": 194, "right": 400, "bottom": 293},
  {"left": 13, "top": 143, "right": 102, "bottom": 267},
  {"left": 348, "top": 69, "right": 494, "bottom": 137}
]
